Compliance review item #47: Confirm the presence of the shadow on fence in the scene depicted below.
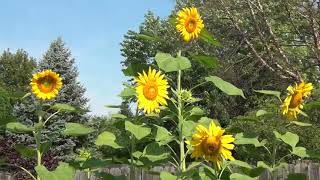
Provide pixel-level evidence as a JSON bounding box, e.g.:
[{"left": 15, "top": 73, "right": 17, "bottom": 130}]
[{"left": 1, "top": 160, "right": 319, "bottom": 180}]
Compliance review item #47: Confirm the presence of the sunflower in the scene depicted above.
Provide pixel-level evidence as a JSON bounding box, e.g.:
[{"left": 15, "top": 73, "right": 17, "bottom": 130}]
[
  {"left": 30, "top": 70, "right": 63, "bottom": 100},
  {"left": 135, "top": 67, "right": 169, "bottom": 114},
  {"left": 281, "top": 81, "right": 313, "bottom": 120},
  {"left": 176, "top": 7, "right": 204, "bottom": 42},
  {"left": 186, "top": 121, "right": 235, "bottom": 169}
]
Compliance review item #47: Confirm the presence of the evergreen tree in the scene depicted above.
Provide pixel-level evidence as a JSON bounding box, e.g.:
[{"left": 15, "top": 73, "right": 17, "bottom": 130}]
[
  {"left": 12, "top": 38, "right": 89, "bottom": 160},
  {"left": 0, "top": 49, "right": 36, "bottom": 92}
]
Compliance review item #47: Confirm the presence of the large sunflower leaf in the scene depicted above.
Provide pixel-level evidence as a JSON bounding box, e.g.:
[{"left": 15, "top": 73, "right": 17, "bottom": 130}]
[
  {"left": 95, "top": 131, "right": 123, "bottom": 149},
  {"left": 63, "top": 123, "right": 94, "bottom": 137},
  {"left": 51, "top": 103, "right": 76, "bottom": 112},
  {"left": 191, "top": 55, "right": 219, "bottom": 69},
  {"left": 155, "top": 125, "right": 173, "bottom": 145},
  {"left": 205, "top": 76, "right": 245, "bottom": 98},
  {"left": 155, "top": 52, "right": 191, "bottom": 72},
  {"left": 125, "top": 121, "right": 151, "bottom": 140},
  {"left": 254, "top": 90, "right": 281, "bottom": 101},
  {"left": 35, "top": 162, "right": 75, "bottom": 180},
  {"left": 199, "top": 29, "right": 221, "bottom": 47},
  {"left": 6, "top": 122, "right": 34, "bottom": 134},
  {"left": 142, "top": 142, "right": 170, "bottom": 162}
]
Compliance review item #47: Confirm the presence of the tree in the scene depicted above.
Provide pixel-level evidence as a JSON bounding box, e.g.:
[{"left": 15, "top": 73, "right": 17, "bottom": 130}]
[
  {"left": 12, "top": 38, "right": 90, "bottom": 161},
  {"left": 0, "top": 49, "right": 36, "bottom": 92}
]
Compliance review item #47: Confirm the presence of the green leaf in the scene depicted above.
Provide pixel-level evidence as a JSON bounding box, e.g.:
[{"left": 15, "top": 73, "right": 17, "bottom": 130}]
[
  {"left": 15, "top": 144, "right": 36, "bottom": 158},
  {"left": 254, "top": 90, "right": 281, "bottom": 100},
  {"left": 230, "top": 173, "right": 257, "bottom": 180},
  {"left": 182, "top": 120, "right": 197, "bottom": 138},
  {"left": 191, "top": 55, "right": 219, "bottom": 69},
  {"left": 256, "top": 110, "right": 268, "bottom": 117},
  {"left": 6, "top": 122, "right": 34, "bottom": 133},
  {"left": 205, "top": 76, "right": 245, "bottom": 98},
  {"left": 35, "top": 162, "right": 75, "bottom": 180},
  {"left": 122, "top": 63, "right": 149, "bottom": 77},
  {"left": 95, "top": 131, "right": 123, "bottom": 149},
  {"left": 118, "top": 86, "right": 136, "bottom": 98},
  {"left": 292, "top": 147, "right": 309, "bottom": 158},
  {"left": 229, "top": 160, "right": 252, "bottom": 169},
  {"left": 290, "top": 121, "right": 312, "bottom": 127},
  {"left": 132, "top": 151, "right": 143, "bottom": 159},
  {"left": 280, "top": 132, "right": 299, "bottom": 148},
  {"left": 273, "top": 131, "right": 282, "bottom": 139},
  {"left": 257, "top": 161, "right": 273, "bottom": 172},
  {"left": 198, "top": 117, "right": 220, "bottom": 127},
  {"left": 234, "top": 133, "right": 265, "bottom": 147},
  {"left": 81, "top": 159, "right": 113, "bottom": 169},
  {"left": 142, "top": 142, "right": 170, "bottom": 162},
  {"left": 155, "top": 126, "right": 173, "bottom": 145},
  {"left": 287, "top": 173, "right": 307, "bottom": 180},
  {"left": 125, "top": 121, "right": 151, "bottom": 140},
  {"left": 40, "top": 142, "right": 51, "bottom": 154},
  {"left": 199, "top": 29, "right": 221, "bottom": 47},
  {"left": 190, "top": 107, "right": 205, "bottom": 116},
  {"left": 51, "top": 103, "right": 76, "bottom": 112},
  {"left": 155, "top": 52, "right": 191, "bottom": 72},
  {"left": 63, "top": 123, "right": 94, "bottom": 137},
  {"left": 137, "top": 33, "right": 161, "bottom": 42},
  {"left": 95, "top": 172, "right": 126, "bottom": 180},
  {"left": 105, "top": 105, "right": 121, "bottom": 108},
  {"left": 160, "top": 171, "right": 177, "bottom": 180},
  {"left": 111, "top": 113, "right": 127, "bottom": 119}
]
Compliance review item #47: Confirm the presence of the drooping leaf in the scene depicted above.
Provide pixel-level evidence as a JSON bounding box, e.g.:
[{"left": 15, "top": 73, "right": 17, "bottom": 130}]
[
  {"left": 230, "top": 173, "right": 257, "bottom": 180},
  {"left": 280, "top": 132, "right": 299, "bottom": 148},
  {"left": 63, "top": 123, "right": 94, "bottom": 137},
  {"left": 95, "top": 172, "right": 126, "bottom": 180},
  {"left": 189, "top": 107, "right": 205, "bottom": 116},
  {"left": 254, "top": 90, "right": 281, "bottom": 101},
  {"left": 155, "top": 125, "right": 173, "bottom": 145},
  {"left": 35, "top": 162, "right": 75, "bottom": 180},
  {"left": 95, "top": 131, "right": 123, "bottom": 149},
  {"left": 191, "top": 55, "right": 219, "bottom": 69},
  {"left": 15, "top": 144, "right": 36, "bottom": 158},
  {"left": 205, "top": 76, "right": 245, "bottom": 98},
  {"left": 104, "top": 105, "right": 121, "bottom": 108},
  {"left": 122, "top": 63, "right": 149, "bottom": 77},
  {"left": 111, "top": 114, "right": 127, "bottom": 119},
  {"left": 155, "top": 52, "right": 191, "bottom": 72},
  {"left": 160, "top": 171, "right": 177, "bottom": 180},
  {"left": 182, "top": 120, "right": 197, "bottom": 138},
  {"left": 292, "top": 147, "right": 309, "bottom": 158},
  {"left": 118, "top": 86, "right": 136, "bottom": 98},
  {"left": 6, "top": 122, "right": 34, "bottom": 133},
  {"left": 125, "top": 121, "right": 151, "bottom": 140},
  {"left": 234, "top": 133, "right": 266, "bottom": 147},
  {"left": 290, "top": 121, "right": 312, "bottom": 127},
  {"left": 142, "top": 142, "right": 170, "bottom": 162},
  {"left": 229, "top": 160, "right": 252, "bottom": 169},
  {"left": 199, "top": 29, "right": 221, "bottom": 47},
  {"left": 51, "top": 103, "right": 76, "bottom": 112}
]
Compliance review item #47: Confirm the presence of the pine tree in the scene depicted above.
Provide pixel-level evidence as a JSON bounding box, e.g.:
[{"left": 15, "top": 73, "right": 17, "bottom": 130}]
[{"left": 12, "top": 38, "right": 89, "bottom": 160}]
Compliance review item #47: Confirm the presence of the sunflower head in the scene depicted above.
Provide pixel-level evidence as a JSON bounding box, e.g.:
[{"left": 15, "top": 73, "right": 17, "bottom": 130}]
[
  {"left": 135, "top": 67, "right": 169, "bottom": 114},
  {"left": 30, "top": 70, "right": 63, "bottom": 100},
  {"left": 281, "top": 81, "right": 313, "bottom": 120},
  {"left": 176, "top": 7, "right": 204, "bottom": 42},
  {"left": 186, "top": 121, "right": 235, "bottom": 170}
]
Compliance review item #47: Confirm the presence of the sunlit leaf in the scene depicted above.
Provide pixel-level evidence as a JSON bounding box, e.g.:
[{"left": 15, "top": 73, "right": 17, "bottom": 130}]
[
  {"left": 125, "top": 121, "right": 151, "bottom": 140},
  {"left": 118, "top": 86, "right": 136, "bottom": 98},
  {"left": 290, "top": 121, "right": 312, "bottom": 127},
  {"left": 95, "top": 131, "right": 123, "bottom": 149},
  {"left": 142, "top": 143, "right": 170, "bottom": 162},
  {"left": 63, "top": 123, "right": 94, "bottom": 137},
  {"left": 292, "top": 147, "right": 309, "bottom": 158},
  {"left": 155, "top": 52, "right": 191, "bottom": 72},
  {"left": 6, "top": 122, "right": 34, "bottom": 134},
  {"left": 160, "top": 171, "right": 177, "bottom": 180},
  {"left": 230, "top": 173, "right": 257, "bottom": 180},
  {"left": 234, "top": 133, "right": 266, "bottom": 147},
  {"left": 206, "top": 76, "right": 245, "bottom": 98},
  {"left": 199, "top": 29, "right": 221, "bottom": 47},
  {"left": 51, "top": 103, "right": 76, "bottom": 112},
  {"left": 256, "top": 110, "right": 268, "bottom": 117},
  {"left": 191, "top": 55, "right": 219, "bottom": 69},
  {"left": 254, "top": 90, "right": 281, "bottom": 101},
  {"left": 155, "top": 125, "right": 173, "bottom": 145},
  {"left": 35, "top": 162, "right": 75, "bottom": 180}
]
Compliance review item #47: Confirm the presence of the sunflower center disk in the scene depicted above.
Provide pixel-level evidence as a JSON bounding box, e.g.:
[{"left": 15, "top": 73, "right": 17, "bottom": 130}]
[
  {"left": 186, "top": 19, "right": 197, "bottom": 33},
  {"left": 37, "top": 77, "right": 56, "bottom": 93},
  {"left": 143, "top": 82, "right": 158, "bottom": 100},
  {"left": 203, "top": 136, "right": 221, "bottom": 155},
  {"left": 289, "top": 92, "right": 303, "bottom": 108}
]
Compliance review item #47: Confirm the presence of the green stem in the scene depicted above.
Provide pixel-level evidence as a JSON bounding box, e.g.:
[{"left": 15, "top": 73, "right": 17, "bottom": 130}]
[
  {"left": 177, "top": 69, "right": 186, "bottom": 172},
  {"left": 130, "top": 107, "right": 139, "bottom": 180},
  {"left": 34, "top": 114, "right": 43, "bottom": 180}
]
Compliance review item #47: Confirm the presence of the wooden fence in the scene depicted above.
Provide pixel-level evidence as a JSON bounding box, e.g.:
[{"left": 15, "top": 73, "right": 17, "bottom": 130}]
[{"left": 1, "top": 160, "right": 320, "bottom": 180}]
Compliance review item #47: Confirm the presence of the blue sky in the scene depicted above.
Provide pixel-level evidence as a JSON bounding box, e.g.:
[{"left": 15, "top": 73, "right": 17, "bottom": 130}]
[{"left": 0, "top": 0, "right": 175, "bottom": 115}]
